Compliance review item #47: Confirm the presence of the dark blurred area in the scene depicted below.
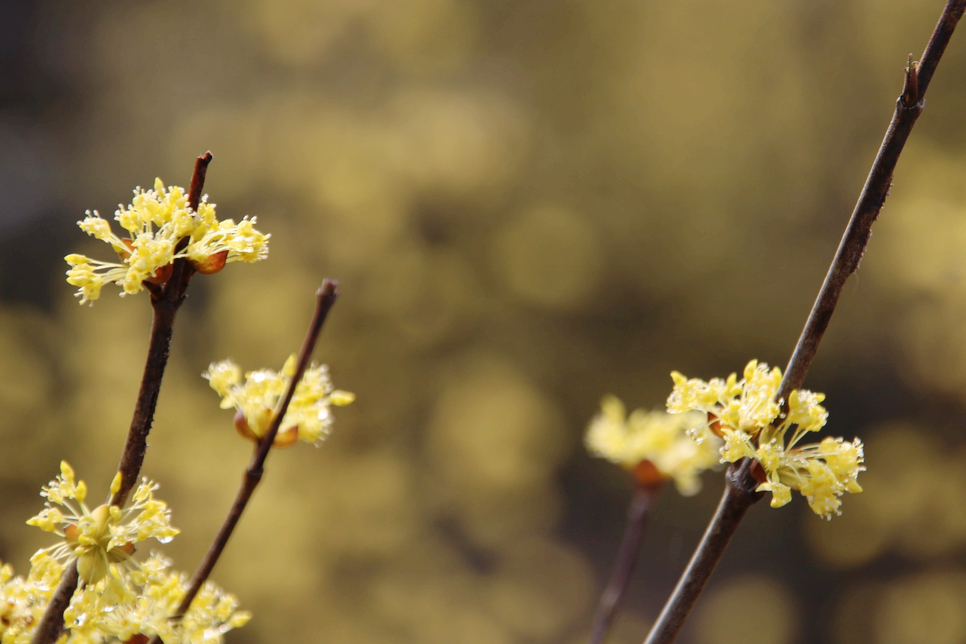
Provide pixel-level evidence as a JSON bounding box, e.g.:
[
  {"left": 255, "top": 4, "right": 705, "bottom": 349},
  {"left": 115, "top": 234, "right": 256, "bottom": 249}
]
[{"left": 3, "top": 1, "right": 966, "bottom": 643}]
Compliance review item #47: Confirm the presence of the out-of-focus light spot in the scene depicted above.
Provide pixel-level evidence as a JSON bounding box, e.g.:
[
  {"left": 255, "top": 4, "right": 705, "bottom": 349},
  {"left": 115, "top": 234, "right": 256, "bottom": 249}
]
[
  {"left": 695, "top": 574, "right": 798, "bottom": 644},
  {"left": 426, "top": 353, "right": 571, "bottom": 545},
  {"left": 485, "top": 537, "right": 595, "bottom": 638},
  {"left": 428, "top": 353, "right": 569, "bottom": 490},
  {"left": 870, "top": 146, "right": 966, "bottom": 401},
  {"left": 387, "top": 89, "right": 528, "bottom": 198},
  {"left": 875, "top": 571, "right": 966, "bottom": 644},
  {"left": 169, "top": 107, "right": 265, "bottom": 200},
  {"left": 805, "top": 497, "right": 890, "bottom": 568},
  {"left": 366, "top": 0, "right": 477, "bottom": 75},
  {"left": 240, "top": 0, "right": 354, "bottom": 66},
  {"left": 490, "top": 205, "right": 603, "bottom": 309}
]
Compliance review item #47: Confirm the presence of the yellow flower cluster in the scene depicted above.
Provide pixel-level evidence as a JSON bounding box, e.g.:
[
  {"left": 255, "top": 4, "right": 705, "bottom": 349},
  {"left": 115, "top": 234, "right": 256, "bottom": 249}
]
[
  {"left": 0, "top": 553, "right": 249, "bottom": 644},
  {"left": 667, "top": 360, "right": 865, "bottom": 519},
  {"left": 204, "top": 355, "right": 355, "bottom": 447},
  {"left": 71, "top": 553, "right": 251, "bottom": 644},
  {"left": 585, "top": 395, "right": 721, "bottom": 495},
  {"left": 0, "top": 555, "right": 60, "bottom": 644},
  {"left": 65, "top": 178, "right": 269, "bottom": 304},
  {"left": 3, "top": 464, "right": 249, "bottom": 643},
  {"left": 26, "top": 462, "right": 179, "bottom": 585}
]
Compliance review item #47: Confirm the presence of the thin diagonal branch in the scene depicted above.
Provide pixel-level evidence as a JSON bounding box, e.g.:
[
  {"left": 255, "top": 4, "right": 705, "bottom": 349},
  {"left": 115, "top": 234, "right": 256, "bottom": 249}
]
[
  {"left": 588, "top": 482, "right": 661, "bottom": 644},
  {"left": 146, "top": 280, "right": 339, "bottom": 644},
  {"left": 642, "top": 4, "right": 966, "bottom": 644},
  {"left": 30, "top": 153, "right": 213, "bottom": 644},
  {"left": 641, "top": 463, "right": 759, "bottom": 644},
  {"left": 112, "top": 151, "right": 212, "bottom": 506},
  {"left": 776, "top": 0, "right": 965, "bottom": 401}
]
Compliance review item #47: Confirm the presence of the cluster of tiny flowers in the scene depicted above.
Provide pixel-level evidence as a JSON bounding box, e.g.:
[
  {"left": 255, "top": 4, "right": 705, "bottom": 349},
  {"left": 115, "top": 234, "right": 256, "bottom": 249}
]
[
  {"left": 1, "top": 465, "right": 250, "bottom": 643},
  {"left": 65, "top": 178, "right": 269, "bottom": 304},
  {"left": 586, "top": 395, "right": 721, "bottom": 495},
  {"left": 667, "top": 360, "right": 864, "bottom": 518},
  {"left": 68, "top": 554, "right": 251, "bottom": 644},
  {"left": 26, "top": 462, "right": 179, "bottom": 586},
  {"left": 0, "top": 553, "right": 62, "bottom": 644},
  {"left": 204, "top": 355, "right": 355, "bottom": 447},
  {"left": 0, "top": 553, "right": 249, "bottom": 644}
]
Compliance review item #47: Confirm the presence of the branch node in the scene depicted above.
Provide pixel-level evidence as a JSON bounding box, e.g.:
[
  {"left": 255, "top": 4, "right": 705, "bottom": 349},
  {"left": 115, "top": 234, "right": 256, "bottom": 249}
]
[{"left": 901, "top": 54, "right": 921, "bottom": 107}]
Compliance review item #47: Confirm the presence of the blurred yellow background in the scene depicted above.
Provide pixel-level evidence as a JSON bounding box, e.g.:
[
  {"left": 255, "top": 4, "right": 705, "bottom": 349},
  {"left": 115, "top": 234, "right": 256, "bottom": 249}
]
[{"left": 2, "top": 0, "right": 966, "bottom": 642}]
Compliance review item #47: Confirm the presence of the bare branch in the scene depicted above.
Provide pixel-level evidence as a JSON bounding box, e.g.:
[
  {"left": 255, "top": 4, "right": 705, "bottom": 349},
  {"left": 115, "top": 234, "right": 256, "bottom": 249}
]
[
  {"left": 588, "top": 483, "right": 661, "bottom": 644},
  {"left": 777, "top": 1, "right": 965, "bottom": 402},
  {"left": 642, "top": 464, "right": 759, "bottom": 644},
  {"left": 111, "top": 151, "right": 212, "bottom": 507},
  {"left": 146, "top": 280, "right": 340, "bottom": 644},
  {"left": 642, "top": 4, "right": 966, "bottom": 644}
]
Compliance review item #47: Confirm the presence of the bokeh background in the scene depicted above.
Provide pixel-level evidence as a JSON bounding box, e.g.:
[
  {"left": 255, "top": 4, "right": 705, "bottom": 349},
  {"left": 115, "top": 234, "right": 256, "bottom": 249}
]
[{"left": 3, "top": 1, "right": 966, "bottom": 643}]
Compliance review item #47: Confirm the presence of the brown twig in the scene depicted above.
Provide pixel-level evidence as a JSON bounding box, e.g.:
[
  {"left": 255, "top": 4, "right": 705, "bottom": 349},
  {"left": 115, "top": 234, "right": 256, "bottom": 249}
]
[
  {"left": 110, "top": 151, "right": 212, "bottom": 507},
  {"left": 642, "top": 4, "right": 966, "bottom": 644},
  {"left": 776, "top": 0, "right": 965, "bottom": 401},
  {"left": 186, "top": 152, "right": 212, "bottom": 215},
  {"left": 145, "top": 280, "right": 340, "bottom": 644},
  {"left": 588, "top": 482, "right": 661, "bottom": 644},
  {"left": 642, "top": 464, "right": 759, "bottom": 644},
  {"left": 30, "top": 153, "right": 213, "bottom": 644}
]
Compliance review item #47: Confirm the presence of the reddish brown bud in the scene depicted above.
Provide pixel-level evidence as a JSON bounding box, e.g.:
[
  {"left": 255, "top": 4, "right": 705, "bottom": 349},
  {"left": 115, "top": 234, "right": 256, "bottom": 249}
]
[
  {"left": 192, "top": 250, "right": 229, "bottom": 275},
  {"left": 272, "top": 426, "right": 299, "bottom": 448},
  {"left": 749, "top": 459, "right": 768, "bottom": 484},
  {"left": 901, "top": 54, "right": 920, "bottom": 107},
  {"left": 234, "top": 410, "right": 259, "bottom": 442},
  {"left": 117, "top": 238, "right": 136, "bottom": 260},
  {"left": 64, "top": 524, "right": 80, "bottom": 544},
  {"left": 630, "top": 460, "right": 665, "bottom": 487},
  {"left": 707, "top": 412, "right": 724, "bottom": 438},
  {"left": 143, "top": 263, "right": 173, "bottom": 285}
]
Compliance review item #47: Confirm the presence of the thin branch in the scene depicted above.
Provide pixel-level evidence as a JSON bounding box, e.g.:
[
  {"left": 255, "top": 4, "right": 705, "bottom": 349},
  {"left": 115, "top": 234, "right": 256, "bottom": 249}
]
[
  {"left": 642, "top": 465, "right": 759, "bottom": 644},
  {"left": 30, "top": 153, "right": 213, "bottom": 644},
  {"left": 112, "top": 151, "right": 212, "bottom": 506},
  {"left": 186, "top": 152, "right": 212, "bottom": 214},
  {"left": 776, "top": 0, "right": 965, "bottom": 401},
  {"left": 917, "top": 0, "right": 966, "bottom": 95},
  {"left": 642, "top": 3, "right": 966, "bottom": 644},
  {"left": 588, "top": 483, "right": 661, "bottom": 644},
  {"left": 146, "top": 280, "right": 340, "bottom": 643}
]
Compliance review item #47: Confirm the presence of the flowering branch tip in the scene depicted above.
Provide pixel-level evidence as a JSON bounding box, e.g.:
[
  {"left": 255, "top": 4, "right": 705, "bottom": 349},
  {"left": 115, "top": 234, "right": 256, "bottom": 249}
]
[
  {"left": 667, "top": 361, "right": 864, "bottom": 519},
  {"left": 65, "top": 176, "right": 269, "bottom": 305}
]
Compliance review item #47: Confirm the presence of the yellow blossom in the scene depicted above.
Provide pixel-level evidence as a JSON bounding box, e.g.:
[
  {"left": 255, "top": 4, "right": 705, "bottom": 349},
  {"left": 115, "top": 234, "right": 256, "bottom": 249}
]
[
  {"left": 26, "top": 462, "right": 179, "bottom": 584},
  {"left": 0, "top": 552, "right": 250, "bottom": 644},
  {"left": 204, "top": 355, "right": 354, "bottom": 447},
  {"left": 669, "top": 360, "right": 787, "bottom": 435},
  {"left": 65, "top": 178, "right": 269, "bottom": 304},
  {"left": 0, "top": 554, "right": 64, "bottom": 644},
  {"left": 666, "top": 361, "right": 864, "bottom": 519},
  {"left": 585, "top": 395, "right": 721, "bottom": 495},
  {"left": 84, "top": 553, "right": 251, "bottom": 644}
]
